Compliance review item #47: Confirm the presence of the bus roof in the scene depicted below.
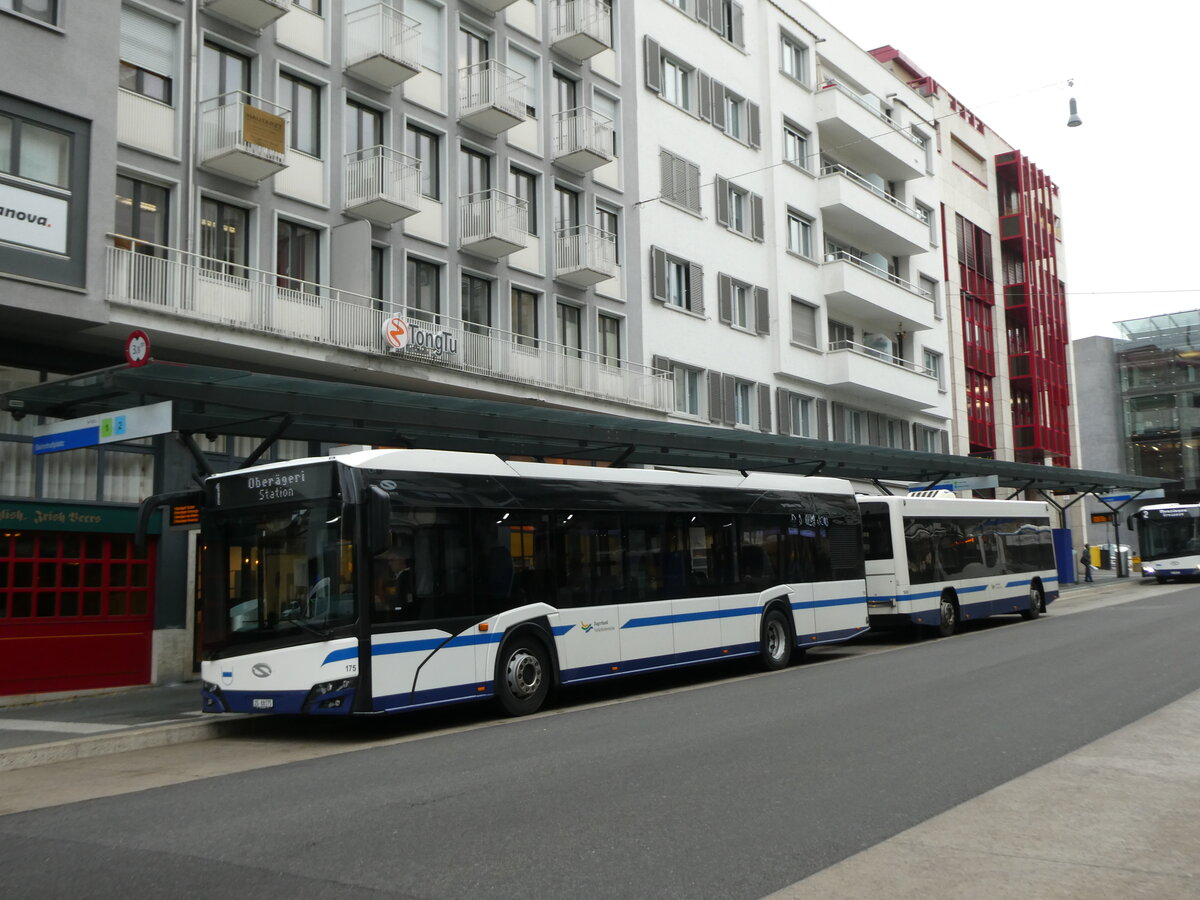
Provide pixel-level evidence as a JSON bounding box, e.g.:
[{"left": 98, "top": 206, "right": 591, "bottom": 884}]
[{"left": 859, "top": 493, "right": 1051, "bottom": 516}]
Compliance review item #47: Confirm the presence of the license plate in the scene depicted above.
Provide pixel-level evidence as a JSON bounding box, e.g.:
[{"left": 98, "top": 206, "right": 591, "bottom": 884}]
[{"left": 252, "top": 698, "right": 274, "bottom": 710}]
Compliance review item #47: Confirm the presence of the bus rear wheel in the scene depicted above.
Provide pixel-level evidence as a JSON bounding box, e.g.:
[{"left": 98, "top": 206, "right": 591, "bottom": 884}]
[
  {"left": 935, "top": 592, "right": 959, "bottom": 638},
  {"left": 496, "top": 636, "right": 551, "bottom": 717},
  {"left": 1021, "top": 585, "right": 1044, "bottom": 620},
  {"left": 759, "top": 608, "right": 794, "bottom": 670}
]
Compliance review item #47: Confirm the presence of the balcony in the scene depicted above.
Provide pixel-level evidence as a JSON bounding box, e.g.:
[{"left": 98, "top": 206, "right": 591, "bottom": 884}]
[
  {"left": 552, "top": 107, "right": 614, "bottom": 174},
  {"left": 104, "top": 239, "right": 669, "bottom": 411},
  {"left": 462, "top": 0, "right": 520, "bottom": 11},
  {"left": 344, "top": 4, "right": 421, "bottom": 90},
  {"left": 814, "top": 80, "right": 925, "bottom": 181},
  {"left": 822, "top": 251, "right": 935, "bottom": 333},
  {"left": 117, "top": 90, "right": 176, "bottom": 158},
  {"left": 555, "top": 224, "right": 617, "bottom": 287},
  {"left": 459, "top": 189, "right": 528, "bottom": 259},
  {"left": 198, "top": 92, "right": 289, "bottom": 184},
  {"left": 550, "top": 0, "right": 612, "bottom": 62},
  {"left": 818, "top": 164, "right": 929, "bottom": 256},
  {"left": 201, "top": 0, "right": 288, "bottom": 32},
  {"left": 343, "top": 146, "right": 421, "bottom": 226},
  {"left": 458, "top": 60, "right": 527, "bottom": 136},
  {"left": 825, "top": 340, "right": 940, "bottom": 410}
]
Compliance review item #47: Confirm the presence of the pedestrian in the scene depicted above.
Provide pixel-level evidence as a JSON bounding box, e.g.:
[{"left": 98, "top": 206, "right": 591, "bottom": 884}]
[{"left": 1080, "top": 544, "right": 1093, "bottom": 583}]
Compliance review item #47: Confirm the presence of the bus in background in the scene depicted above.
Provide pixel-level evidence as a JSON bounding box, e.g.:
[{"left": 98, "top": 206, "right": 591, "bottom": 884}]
[
  {"left": 1131, "top": 503, "right": 1200, "bottom": 582},
  {"left": 192, "top": 449, "right": 870, "bottom": 718},
  {"left": 859, "top": 492, "right": 1058, "bottom": 636}
]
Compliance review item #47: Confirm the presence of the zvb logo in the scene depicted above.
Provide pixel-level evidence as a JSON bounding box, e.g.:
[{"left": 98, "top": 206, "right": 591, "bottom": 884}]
[{"left": 251, "top": 663, "right": 272, "bottom": 678}]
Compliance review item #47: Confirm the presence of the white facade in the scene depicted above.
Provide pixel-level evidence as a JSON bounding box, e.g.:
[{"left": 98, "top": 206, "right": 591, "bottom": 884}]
[{"left": 631, "top": 0, "right": 951, "bottom": 449}]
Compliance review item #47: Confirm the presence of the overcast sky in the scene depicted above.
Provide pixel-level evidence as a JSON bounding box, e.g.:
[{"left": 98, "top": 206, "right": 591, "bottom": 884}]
[{"left": 812, "top": 0, "right": 1200, "bottom": 340}]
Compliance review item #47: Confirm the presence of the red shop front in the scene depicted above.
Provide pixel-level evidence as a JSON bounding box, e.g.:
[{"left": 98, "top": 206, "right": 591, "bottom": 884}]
[{"left": 0, "top": 500, "right": 158, "bottom": 696}]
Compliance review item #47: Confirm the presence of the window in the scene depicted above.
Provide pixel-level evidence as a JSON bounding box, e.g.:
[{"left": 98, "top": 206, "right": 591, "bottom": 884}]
[
  {"left": 920, "top": 274, "right": 941, "bottom": 318},
  {"left": 828, "top": 319, "right": 853, "bottom": 349},
  {"left": 554, "top": 184, "right": 579, "bottom": 231},
  {"left": 553, "top": 71, "right": 577, "bottom": 117},
  {"left": 783, "top": 123, "right": 810, "bottom": 171},
  {"left": 407, "top": 0, "right": 444, "bottom": 74},
  {"left": 276, "top": 220, "right": 320, "bottom": 291},
  {"left": 0, "top": 114, "right": 70, "bottom": 188},
  {"left": 667, "top": 259, "right": 690, "bottom": 309},
  {"left": 845, "top": 409, "right": 865, "bottom": 444},
  {"left": 406, "top": 124, "right": 440, "bottom": 200},
  {"left": 724, "top": 94, "right": 744, "bottom": 141},
  {"left": 458, "top": 27, "right": 488, "bottom": 69},
  {"left": 557, "top": 303, "right": 582, "bottom": 357},
  {"left": 1, "top": 0, "right": 57, "bottom": 25},
  {"left": 345, "top": 100, "right": 383, "bottom": 153},
  {"left": 595, "top": 205, "right": 619, "bottom": 263},
  {"left": 201, "top": 42, "right": 249, "bottom": 102},
  {"left": 459, "top": 146, "right": 490, "bottom": 196},
  {"left": 733, "top": 380, "right": 754, "bottom": 427},
  {"left": 281, "top": 72, "right": 321, "bottom": 157},
  {"left": 114, "top": 176, "right": 168, "bottom": 255},
  {"left": 461, "top": 273, "right": 491, "bottom": 335},
  {"left": 659, "top": 149, "right": 701, "bottom": 214},
  {"left": 715, "top": 176, "right": 761, "bottom": 240},
  {"left": 406, "top": 257, "right": 441, "bottom": 323},
  {"left": 788, "top": 394, "right": 812, "bottom": 437},
  {"left": 598, "top": 314, "right": 620, "bottom": 367},
  {"left": 728, "top": 185, "right": 746, "bottom": 233},
  {"left": 924, "top": 349, "right": 945, "bottom": 390},
  {"left": 731, "top": 281, "right": 749, "bottom": 329},
  {"left": 673, "top": 365, "right": 700, "bottom": 416},
  {"left": 714, "top": 0, "right": 739, "bottom": 44},
  {"left": 371, "top": 245, "right": 387, "bottom": 305},
  {"left": 511, "top": 288, "right": 538, "bottom": 347},
  {"left": 651, "top": 247, "right": 703, "bottom": 314},
  {"left": 787, "top": 210, "right": 813, "bottom": 258},
  {"left": 780, "top": 33, "right": 808, "bottom": 83},
  {"left": 508, "top": 47, "right": 539, "bottom": 118},
  {"left": 119, "top": 63, "right": 172, "bottom": 105},
  {"left": 916, "top": 201, "right": 937, "bottom": 246},
  {"left": 592, "top": 90, "right": 619, "bottom": 156},
  {"left": 512, "top": 167, "right": 538, "bottom": 235},
  {"left": 790, "top": 299, "right": 817, "bottom": 348},
  {"left": 661, "top": 57, "right": 691, "bottom": 111},
  {"left": 293, "top": 0, "right": 321, "bottom": 13},
  {"left": 199, "top": 197, "right": 249, "bottom": 276}
]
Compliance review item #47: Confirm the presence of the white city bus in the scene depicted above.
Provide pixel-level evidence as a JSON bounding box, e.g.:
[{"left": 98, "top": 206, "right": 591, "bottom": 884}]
[
  {"left": 1132, "top": 503, "right": 1200, "bottom": 582},
  {"left": 194, "top": 450, "right": 871, "bottom": 717},
  {"left": 858, "top": 492, "right": 1058, "bottom": 636}
]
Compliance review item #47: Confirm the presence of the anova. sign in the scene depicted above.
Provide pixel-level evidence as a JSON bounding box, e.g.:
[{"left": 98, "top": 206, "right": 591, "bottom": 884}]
[
  {"left": 0, "top": 182, "right": 68, "bottom": 255},
  {"left": 381, "top": 316, "right": 459, "bottom": 358}
]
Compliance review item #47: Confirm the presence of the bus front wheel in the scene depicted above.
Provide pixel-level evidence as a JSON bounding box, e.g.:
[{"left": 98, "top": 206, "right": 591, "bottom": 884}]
[
  {"left": 935, "top": 593, "right": 959, "bottom": 638},
  {"left": 1021, "top": 585, "right": 1044, "bottom": 620},
  {"left": 759, "top": 608, "right": 794, "bottom": 670},
  {"left": 496, "top": 636, "right": 551, "bottom": 717}
]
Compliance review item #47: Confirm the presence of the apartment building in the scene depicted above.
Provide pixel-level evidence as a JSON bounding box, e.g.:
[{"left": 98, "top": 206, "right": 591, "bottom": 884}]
[
  {"left": 633, "top": 1, "right": 951, "bottom": 451},
  {"left": 872, "top": 45, "right": 1073, "bottom": 469},
  {"left": 0, "top": 0, "right": 642, "bottom": 695}
]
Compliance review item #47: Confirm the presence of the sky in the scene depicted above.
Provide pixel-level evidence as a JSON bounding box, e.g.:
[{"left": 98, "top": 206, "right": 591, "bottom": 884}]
[{"left": 812, "top": 0, "right": 1200, "bottom": 340}]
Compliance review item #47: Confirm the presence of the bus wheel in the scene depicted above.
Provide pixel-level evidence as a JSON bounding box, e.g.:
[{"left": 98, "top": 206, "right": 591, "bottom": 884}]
[
  {"left": 759, "top": 608, "right": 794, "bottom": 670},
  {"left": 496, "top": 636, "right": 550, "bottom": 717},
  {"left": 1021, "top": 585, "right": 1043, "bottom": 620},
  {"left": 935, "top": 592, "right": 958, "bottom": 638}
]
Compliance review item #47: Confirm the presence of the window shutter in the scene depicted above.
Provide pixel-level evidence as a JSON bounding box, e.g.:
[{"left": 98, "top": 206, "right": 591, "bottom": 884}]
[
  {"left": 831, "top": 402, "right": 845, "bottom": 441},
  {"left": 747, "top": 101, "right": 761, "bottom": 148},
  {"left": 698, "top": 72, "right": 713, "bottom": 122},
  {"left": 776, "top": 388, "right": 791, "bottom": 435},
  {"left": 709, "top": 3, "right": 724, "bottom": 35},
  {"left": 723, "top": 376, "right": 737, "bottom": 425},
  {"left": 757, "top": 383, "right": 771, "bottom": 433},
  {"left": 644, "top": 37, "right": 662, "bottom": 93},
  {"left": 900, "top": 420, "right": 911, "bottom": 450},
  {"left": 695, "top": 0, "right": 711, "bottom": 27},
  {"left": 867, "top": 413, "right": 882, "bottom": 446},
  {"left": 711, "top": 80, "right": 726, "bottom": 131},
  {"left": 120, "top": 7, "right": 176, "bottom": 78},
  {"left": 817, "top": 399, "right": 829, "bottom": 440},
  {"left": 754, "top": 286, "right": 770, "bottom": 335},
  {"left": 714, "top": 175, "right": 729, "bottom": 226},
  {"left": 689, "top": 262, "right": 705, "bottom": 315},
  {"left": 659, "top": 150, "right": 674, "bottom": 203},
  {"left": 650, "top": 247, "right": 667, "bottom": 301},
  {"left": 685, "top": 160, "right": 701, "bottom": 213},
  {"left": 652, "top": 355, "right": 669, "bottom": 374},
  {"left": 732, "top": 2, "right": 745, "bottom": 48},
  {"left": 708, "top": 371, "right": 724, "bottom": 424},
  {"left": 940, "top": 430, "right": 950, "bottom": 454},
  {"left": 717, "top": 273, "right": 732, "bottom": 324},
  {"left": 751, "top": 193, "right": 765, "bottom": 242}
]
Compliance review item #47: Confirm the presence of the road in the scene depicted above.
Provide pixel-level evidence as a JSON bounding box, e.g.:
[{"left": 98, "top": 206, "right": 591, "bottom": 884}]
[{"left": 1, "top": 582, "right": 1198, "bottom": 899}]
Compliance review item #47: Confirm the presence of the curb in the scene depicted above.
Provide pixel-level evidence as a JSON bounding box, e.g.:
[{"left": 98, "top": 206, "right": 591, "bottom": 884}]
[{"left": 0, "top": 715, "right": 264, "bottom": 774}]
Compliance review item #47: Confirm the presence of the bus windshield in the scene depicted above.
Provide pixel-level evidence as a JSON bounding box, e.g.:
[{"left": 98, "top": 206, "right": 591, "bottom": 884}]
[
  {"left": 206, "top": 499, "right": 356, "bottom": 653},
  {"left": 1138, "top": 510, "right": 1200, "bottom": 561}
]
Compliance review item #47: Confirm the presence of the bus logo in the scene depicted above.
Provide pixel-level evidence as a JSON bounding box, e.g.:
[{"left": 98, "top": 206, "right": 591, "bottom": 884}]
[
  {"left": 382, "top": 317, "right": 410, "bottom": 350},
  {"left": 252, "top": 663, "right": 272, "bottom": 678},
  {"left": 580, "top": 622, "right": 593, "bottom": 633}
]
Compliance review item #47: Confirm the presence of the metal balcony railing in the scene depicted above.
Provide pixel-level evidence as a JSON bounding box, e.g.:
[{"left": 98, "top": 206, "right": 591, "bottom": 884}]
[
  {"left": 344, "top": 3, "right": 421, "bottom": 80},
  {"left": 823, "top": 250, "right": 932, "bottom": 299},
  {"left": 104, "top": 238, "right": 668, "bottom": 409},
  {"left": 827, "top": 338, "right": 936, "bottom": 378},
  {"left": 550, "top": 0, "right": 612, "bottom": 49},
  {"left": 198, "top": 91, "right": 289, "bottom": 168},
  {"left": 555, "top": 224, "right": 617, "bottom": 280},
  {"left": 816, "top": 79, "right": 924, "bottom": 147},
  {"left": 552, "top": 106, "right": 614, "bottom": 163},
  {"left": 819, "top": 163, "right": 928, "bottom": 222},
  {"left": 459, "top": 188, "right": 528, "bottom": 249},
  {"left": 458, "top": 59, "right": 526, "bottom": 123},
  {"left": 343, "top": 146, "right": 421, "bottom": 213}
]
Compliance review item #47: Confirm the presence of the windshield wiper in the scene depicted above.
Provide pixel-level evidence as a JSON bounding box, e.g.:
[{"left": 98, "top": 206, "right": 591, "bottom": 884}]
[{"left": 285, "top": 616, "right": 332, "bottom": 640}]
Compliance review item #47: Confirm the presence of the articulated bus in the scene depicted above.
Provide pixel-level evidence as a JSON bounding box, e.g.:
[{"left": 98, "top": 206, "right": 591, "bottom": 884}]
[
  {"left": 1131, "top": 503, "right": 1200, "bottom": 582},
  {"left": 859, "top": 493, "right": 1058, "bottom": 636},
  {"left": 195, "top": 450, "right": 872, "bottom": 717}
]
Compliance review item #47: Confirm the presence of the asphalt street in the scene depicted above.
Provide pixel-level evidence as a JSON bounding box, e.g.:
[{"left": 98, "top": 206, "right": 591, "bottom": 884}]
[{"left": 1, "top": 581, "right": 1198, "bottom": 899}]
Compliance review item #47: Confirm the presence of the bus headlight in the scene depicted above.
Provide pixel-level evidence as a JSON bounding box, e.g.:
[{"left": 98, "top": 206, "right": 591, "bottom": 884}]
[
  {"left": 303, "top": 677, "right": 358, "bottom": 713},
  {"left": 1142, "top": 565, "right": 1156, "bottom": 575}
]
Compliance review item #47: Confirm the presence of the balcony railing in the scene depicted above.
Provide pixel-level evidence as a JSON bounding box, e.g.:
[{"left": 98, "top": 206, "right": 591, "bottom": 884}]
[
  {"left": 555, "top": 224, "right": 617, "bottom": 287},
  {"left": 817, "top": 79, "right": 924, "bottom": 147},
  {"left": 552, "top": 106, "right": 614, "bottom": 173},
  {"left": 344, "top": 3, "right": 421, "bottom": 89},
  {"left": 459, "top": 189, "right": 528, "bottom": 259},
  {"left": 104, "top": 238, "right": 670, "bottom": 411},
  {"left": 198, "top": 91, "right": 289, "bottom": 183},
  {"left": 201, "top": 0, "right": 288, "bottom": 32},
  {"left": 550, "top": 0, "right": 612, "bottom": 61},
  {"left": 828, "top": 339, "right": 935, "bottom": 378},
  {"left": 343, "top": 146, "right": 421, "bottom": 225},
  {"left": 458, "top": 59, "right": 527, "bottom": 135},
  {"left": 820, "top": 164, "right": 927, "bottom": 222},
  {"left": 823, "top": 250, "right": 931, "bottom": 299}
]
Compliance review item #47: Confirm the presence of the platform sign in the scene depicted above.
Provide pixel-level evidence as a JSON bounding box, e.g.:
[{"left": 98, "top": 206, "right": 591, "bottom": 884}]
[
  {"left": 32, "top": 401, "right": 172, "bottom": 455},
  {"left": 907, "top": 475, "right": 999, "bottom": 493},
  {"left": 1098, "top": 489, "right": 1165, "bottom": 504}
]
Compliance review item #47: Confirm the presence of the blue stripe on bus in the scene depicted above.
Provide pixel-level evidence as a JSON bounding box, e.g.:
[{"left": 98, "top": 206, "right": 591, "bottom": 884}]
[{"left": 624, "top": 597, "right": 867, "bottom": 630}]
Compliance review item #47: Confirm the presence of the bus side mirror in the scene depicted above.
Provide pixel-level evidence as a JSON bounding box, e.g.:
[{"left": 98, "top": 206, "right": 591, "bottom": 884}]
[
  {"left": 1127, "top": 517, "right": 1136, "bottom": 530},
  {"left": 366, "top": 485, "right": 392, "bottom": 557}
]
